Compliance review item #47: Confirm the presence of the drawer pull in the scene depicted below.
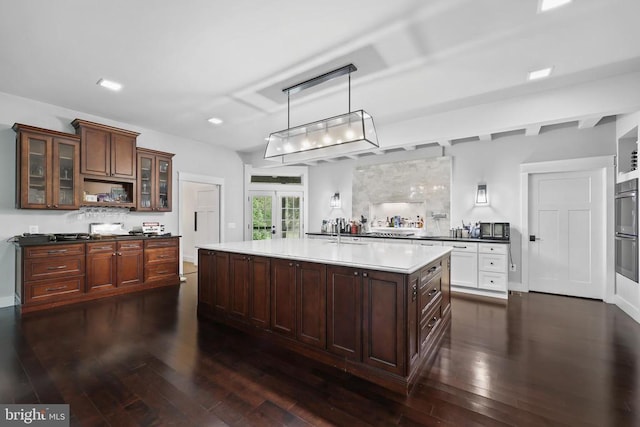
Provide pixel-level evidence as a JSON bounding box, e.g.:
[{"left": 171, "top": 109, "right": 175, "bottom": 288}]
[
  {"left": 157, "top": 270, "right": 170, "bottom": 274},
  {"left": 158, "top": 255, "right": 171, "bottom": 258},
  {"left": 427, "top": 316, "right": 438, "bottom": 329},
  {"left": 45, "top": 286, "right": 68, "bottom": 292},
  {"left": 490, "top": 280, "right": 495, "bottom": 284},
  {"left": 47, "top": 265, "right": 67, "bottom": 270},
  {"left": 122, "top": 245, "right": 139, "bottom": 249},
  {"left": 47, "top": 249, "right": 68, "bottom": 254},
  {"left": 428, "top": 266, "right": 437, "bottom": 273},
  {"left": 453, "top": 245, "right": 467, "bottom": 249},
  {"left": 94, "top": 246, "right": 112, "bottom": 250},
  {"left": 421, "top": 305, "right": 430, "bottom": 316},
  {"left": 428, "top": 288, "right": 438, "bottom": 297}
]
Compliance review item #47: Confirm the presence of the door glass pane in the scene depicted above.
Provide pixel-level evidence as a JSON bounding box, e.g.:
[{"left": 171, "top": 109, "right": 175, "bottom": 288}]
[
  {"left": 280, "top": 195, "right": 301, "bottom": 238},
  {"left": 252, "top": 196, "right": 273, "bottom": 240},
  {"left": 58, "top": 142, "right": 74, "bottom": 205},
  {"left": 140, "top": 157, "right": 152, "bottom": 208},
  {"left": 158, "top": 159, "right": 169, "bottom": 209},
  {"left": 28, "top": 138, "right": 46, "bottom": 204}
]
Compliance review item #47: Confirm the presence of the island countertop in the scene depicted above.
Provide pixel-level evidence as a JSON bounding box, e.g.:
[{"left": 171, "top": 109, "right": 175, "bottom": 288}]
[{"left": 198, "top": 238, "right": 452, "bottom": 274}]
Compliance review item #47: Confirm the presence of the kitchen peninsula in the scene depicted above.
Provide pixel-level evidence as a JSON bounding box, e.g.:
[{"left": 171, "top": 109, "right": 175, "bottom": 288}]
[{"left": 197, "top": 238, "right": 452, "bottom": 394}]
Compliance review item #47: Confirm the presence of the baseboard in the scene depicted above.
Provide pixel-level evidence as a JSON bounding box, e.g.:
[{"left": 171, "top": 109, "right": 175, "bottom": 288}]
[
  {"left": 508, "top": 281, "right": 528, "bottom": 292},
  {"left": 0, "top": 295, "right": 16, "bottom": 308},
  {"left": 183, "top": 255, "right": 195, "bottom": 263},
  {"left": 614, "top": 295, "right": 640, "bottom": 324}
]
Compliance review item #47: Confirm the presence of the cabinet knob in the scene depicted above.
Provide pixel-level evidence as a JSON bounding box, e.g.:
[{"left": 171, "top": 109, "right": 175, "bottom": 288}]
[
  {"left": 53, "top": 204, "right": 58, "bottom": 208},
  {"left": 46, "top": 204, "right": 51, "bottom": 208},
  {"left": 117, "top": 252, "right": 122, "bottom": 256},
  {"left": 490, "top": 262, "right": 494, "bottom": 265},
  {"left": 362, "top": 272, "right": 368, "bottom": 278},
  {"left": 296, "top": 263, "right": 300, "bottom": 268},
  {"left": 354, "top": 271, "right": 359, "bottom": 276},
  {"left": 288, "top": 262, "right": 293, "bottom": 267}
]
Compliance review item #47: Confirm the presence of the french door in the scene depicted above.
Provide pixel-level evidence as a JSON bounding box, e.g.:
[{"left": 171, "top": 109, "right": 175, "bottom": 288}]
[{"left": 249, "top": 191, "right": 303, "bottom": 240}]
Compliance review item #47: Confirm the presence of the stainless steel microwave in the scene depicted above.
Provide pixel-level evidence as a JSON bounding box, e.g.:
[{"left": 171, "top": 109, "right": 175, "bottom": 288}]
[{"left": 479, "top": 222, "right": 510, "bottom": 240}]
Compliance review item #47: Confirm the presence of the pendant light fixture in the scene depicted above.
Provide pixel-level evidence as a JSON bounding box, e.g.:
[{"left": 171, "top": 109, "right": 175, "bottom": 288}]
[{"left": 264, "top": 64, "right": 379, "bottom": 163}]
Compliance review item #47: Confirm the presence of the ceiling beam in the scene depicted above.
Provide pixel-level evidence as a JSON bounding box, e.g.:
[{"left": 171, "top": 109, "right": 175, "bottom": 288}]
[
  {"left": 374, "top": 150, "right": 386, "bottom": 155},
  {"left": 525, "top": 125, "right": 542, "bottom": 136},
  {"left": 437, "top": 140, "right": 452, "bottom": 147},
  {"left": 403, "top": 145, "right": 416, "bottom": 151},
  {"left": 478, "top": 134, "right": 492, "bottom": 142},
  {"left": 345, "top": 154, "right": 360, "bottom": 160},
  {"left": 578, "top": 116, "right": 603, "bottom": 129}
]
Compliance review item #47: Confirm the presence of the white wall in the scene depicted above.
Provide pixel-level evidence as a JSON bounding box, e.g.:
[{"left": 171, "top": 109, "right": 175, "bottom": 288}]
[
  {"left": 0, "top": 91, "right": 245, "bottom": 307},
  {"left": 308, "top": 121, "right": 616, "bottom": 287}
]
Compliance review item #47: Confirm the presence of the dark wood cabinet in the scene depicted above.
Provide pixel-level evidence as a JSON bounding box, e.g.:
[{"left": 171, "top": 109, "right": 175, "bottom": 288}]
[
  {"left": 17, "top": 237, "right": 180, "bottom": 314},
  {"left": 14, "top": 124, "right": 81, "bottom": 210},
  {"left": 144, "top": 238, "right": 179, "bottom": 285},
  {"left": 229, "top": 253, "right": 271, "bottom": 327},
  {"left": 362, "top": 270, "right": 405, "bottom": 376},
  {"left": 271, "top": 259, "right": 297, "bottom": 337},
  {"left": 197, "top": 249, "right": 451, "bottom": 394},
  {"left": 137, "top": 148, "right": 174, "bottom": 212},
  {"left": 270, "top": 259, "right": 326, "bottom": 347},
  {"left": 72, "top": 119, "right": 138, "bottom": 179},
  {"left": 441, "top": 256, "right": 451, "bottom": 317},
  {"left": 86, "top": 240, "right": 143, "bottom": 292},
  {"left": 198, "top": 249, "right": 230, "bottom": 315},
  {"left": 86, "top": 242, "right": 117, "bottom": 293},
  {"left": 327, "top": 265, "right": 362, "bottom": 360},
  {"left": 116, "top": 240, "right": 144, "bottom": 287}
]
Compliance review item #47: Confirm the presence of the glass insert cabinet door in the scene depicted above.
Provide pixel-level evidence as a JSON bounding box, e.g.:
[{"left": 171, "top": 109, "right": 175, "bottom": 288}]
[
  {"left": 54, "top": 139, "right": 78, "bottom": 208},
  {"left": 139, "top": 155, "right": 153, "bottom": 209},
  {"left": 26, "top": 135, "right": 48, "bottom": 206},
  {"left": 157, "top": 158, "right": 170, "bottom": 210}
]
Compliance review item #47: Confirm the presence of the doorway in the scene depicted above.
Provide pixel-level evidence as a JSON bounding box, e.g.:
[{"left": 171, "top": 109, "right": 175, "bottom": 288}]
[
  {"left": 520, "top": 156, "right": 615, "bottom": 301},
  {"left": 249, "top": 191, "right": 303, "bottom": 240},
  {"left": 178, "top": 172, "right": 225, "bottom": 270}
]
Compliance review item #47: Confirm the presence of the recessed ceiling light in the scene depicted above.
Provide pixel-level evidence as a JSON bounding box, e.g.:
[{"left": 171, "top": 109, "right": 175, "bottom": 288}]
[
  {"left": 539, "top": 0, "right": 572, "bottom": 13},
  {"left": 96, "top": 78, "right": 122, "bottom": 91},
  {"left": 528, "top": 67, "right": 553, "bottom": 81},
  {"left": 207, "top": 117, "right": 224, "bottom": 125}
]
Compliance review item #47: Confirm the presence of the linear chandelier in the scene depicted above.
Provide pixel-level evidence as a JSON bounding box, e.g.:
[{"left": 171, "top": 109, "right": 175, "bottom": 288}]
[{"left": 264, "top": 64, "right": 379, "bottom": 163}]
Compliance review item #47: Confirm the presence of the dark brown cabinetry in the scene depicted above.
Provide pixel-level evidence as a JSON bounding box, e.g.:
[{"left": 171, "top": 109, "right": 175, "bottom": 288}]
[
  {"left": 271, "top": 259, "right": 326, "bottom": 347},
  {"left": 144, "top": 238, "right": 179, "bottom": 285},
  {"left": 137, "top": 148, "right": 174, "bottom": 212},
  {"left": 14, "top": 124, "right": 81, "bottom": 210},
  {"left": 198, "top": 250, "right": 230, "bottom": 315},
  {"left": 72, "top": 119, "right": 138, "bottom": 179},
  {"left": 197, "top": 248, "right": 451, "bottom": 394},
  {"left": 16, "top": 237, "right": 180, "bottom": 314},
  {"left": 86, "top": 240, "right": 144, "bottom": 292}
]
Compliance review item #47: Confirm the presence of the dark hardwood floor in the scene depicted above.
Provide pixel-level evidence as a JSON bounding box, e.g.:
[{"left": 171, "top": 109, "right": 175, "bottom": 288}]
[{"left": 1, "top": 265, "right": 639, "bottom": 426}]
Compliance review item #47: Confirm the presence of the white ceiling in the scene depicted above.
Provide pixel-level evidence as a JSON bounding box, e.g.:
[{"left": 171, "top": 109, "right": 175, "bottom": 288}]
[{"left": 1, "top": 0, "right": 640, "bottom": 156}]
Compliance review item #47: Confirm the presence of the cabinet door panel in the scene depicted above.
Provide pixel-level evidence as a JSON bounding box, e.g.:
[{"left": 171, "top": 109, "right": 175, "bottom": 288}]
[
  {"left": 249, "top": 256, "right": 271, "bottom": 328},
  {"left": 407, "top": 273, "right": 419, "bottom": 370},
  {"left": 52, "top": 137, "right": 80, "bottom": 209},
  {"left": 451, "top": 251, "right": 478, "bottom": 288},
  {"left": 363, "top": 270, "right": 405, "bottom": 376},
  {"left": 86, "top": 251, "right": 116, "bottom": 292},
  {"left": 327, "top": 265, "right": 361, "bottom": 360},
  {"left": 82, "top": 128, "right": 110, "bottom": 176},
  {"left": 296, "top": 262, "right": 326, "bottom": 348},
  {"left": 198, "top": 250, "right": 214, "bottom": 311},
  {"left": 156, "top": 156, "right": 171, "bottom": 211},
  {"left": 111, "top": 133, "right": 136, "bottom": 179},
  {"left": 117, "top": 250, "right": 144, "bottom": 287},
  {"left": 230, "top": 254, "right": 250, "bottom": 320},
  {"left": 21, "top": 133, "right": 50, "bottom": 208},
  {"left": 271, "top": 259, "right": 296, "bottom": 337}
]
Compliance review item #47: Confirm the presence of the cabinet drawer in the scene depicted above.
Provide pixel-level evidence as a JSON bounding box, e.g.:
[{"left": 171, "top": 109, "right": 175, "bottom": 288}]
[
  {"left": 413, "top": 240, "right": 442, "bottom": 247},
  {"left": 479, "top": 243, "right": 507, "bottom": 255},
  {"left": 145, "top": 247, "right": 178, "bottom": 264},
  {"left": 420, "top": 288, "right": 441, "bottom": 323},
  {"left": 118, "top": 240, "right": 143, "bottom": 251},
  {"left": 420, "top": 262, "right": 442, "bottom": 287},
  {"left": 26, "top": 277, "right": 83, "bottom": 302},
  {"left": 24, "top": 256, "right": 84, "bottom": 281},
  {"left": 478, "top": 253, "right": 507, "bottom": 272},
  {"left": 478, "top": 271, "right": 507, "bottom": 291},
  {"left": 25, "top": 243, "right": 84, "bottom": 258},
  {"left": 443, "top": 242, "right": 478, "bottom": 253},
  {"left": 87, "top": 242, "right": 116, "bottom": 253},
  {"left": 419, "top": 302, "right": 442, "bottom": 349},
  {"left": 144, "top": 238, "right": 178, "bottom": 249},
  {"left": 145, "top": 262, "right": 178, "bottom": 282}
]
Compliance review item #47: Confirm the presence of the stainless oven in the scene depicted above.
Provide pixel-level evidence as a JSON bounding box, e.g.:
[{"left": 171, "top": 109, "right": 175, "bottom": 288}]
[{"left": 615, "top": 178, "right": 638, "bottom": 282}]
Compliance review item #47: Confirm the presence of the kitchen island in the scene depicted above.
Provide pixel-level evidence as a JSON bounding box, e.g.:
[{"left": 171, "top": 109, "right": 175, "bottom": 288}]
[{"left": 197, "top": 238, "right": 452, "bottom": 394}]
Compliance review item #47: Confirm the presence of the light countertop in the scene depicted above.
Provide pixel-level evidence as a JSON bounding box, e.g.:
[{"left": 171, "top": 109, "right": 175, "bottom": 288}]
[{"left": 198, "top": 238, "right": 451, "bottom": 274}]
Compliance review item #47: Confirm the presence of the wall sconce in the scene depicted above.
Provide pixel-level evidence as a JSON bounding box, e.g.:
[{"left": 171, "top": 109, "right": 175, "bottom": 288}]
[
  {"left": 330, "top": 193, "right": 341, "bottom": 208},
  {"left": 475, "top": 184, "right": 489, "bottom": 205}
]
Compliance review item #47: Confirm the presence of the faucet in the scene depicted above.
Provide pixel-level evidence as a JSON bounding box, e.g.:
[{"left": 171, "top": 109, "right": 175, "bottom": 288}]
[{"left": 336, "top": 219, "right": 342, "bottom": 244}]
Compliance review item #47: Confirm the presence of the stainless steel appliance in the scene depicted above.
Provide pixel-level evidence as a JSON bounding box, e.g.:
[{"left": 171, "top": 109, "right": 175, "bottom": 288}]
[
  {"left": 479, "top": 222, "right": 510, "bottom": 240},
  {"left": 615, "top": 178, "right": 638, "bottom": 282}
]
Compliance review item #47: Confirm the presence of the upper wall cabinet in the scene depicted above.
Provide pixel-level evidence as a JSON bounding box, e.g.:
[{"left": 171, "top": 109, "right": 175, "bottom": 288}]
[
  {"left": 71, "top": 119, "right": 139, "bottom": 180},
  {"left": 13, "top": 124, "right": 81, "bottom": 210},
  {"left": 136, "top": 148, "right": 174, "bottom": 212}
]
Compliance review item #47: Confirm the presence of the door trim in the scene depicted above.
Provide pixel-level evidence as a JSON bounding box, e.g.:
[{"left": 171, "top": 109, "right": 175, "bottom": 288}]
[
  {"left": 178, "top": 172, "right": 225, "bottom": 275},
  {"left": 520, "top": 155, "right": 615, "bottom": 302}
]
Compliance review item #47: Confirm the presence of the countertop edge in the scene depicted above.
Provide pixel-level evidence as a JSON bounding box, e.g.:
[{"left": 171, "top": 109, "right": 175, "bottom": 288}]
[{"left": 305, "top": 232, "right": 510, "bottom": 244}]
